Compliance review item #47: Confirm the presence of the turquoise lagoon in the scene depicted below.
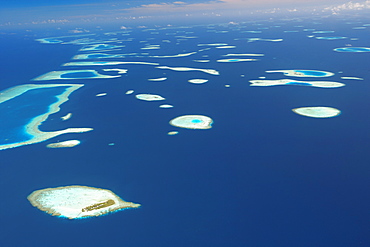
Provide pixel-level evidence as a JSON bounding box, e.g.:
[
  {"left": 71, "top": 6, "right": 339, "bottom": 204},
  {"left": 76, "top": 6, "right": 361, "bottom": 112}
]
[
  {"left": 266, "top": 69, "right": 334, "bottom": 77},
  {"left": 33, "top": 70, "right": 121, "bottom": 81},
  {"left": 0, "top": 84, "right": 92, "bottom": 150}
]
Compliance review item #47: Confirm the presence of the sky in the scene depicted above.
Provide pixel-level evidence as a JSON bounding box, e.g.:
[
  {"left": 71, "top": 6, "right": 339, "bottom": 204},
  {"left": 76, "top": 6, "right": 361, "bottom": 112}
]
[{"left": 0, "top": 0, "right": 368, "bottom": 26}]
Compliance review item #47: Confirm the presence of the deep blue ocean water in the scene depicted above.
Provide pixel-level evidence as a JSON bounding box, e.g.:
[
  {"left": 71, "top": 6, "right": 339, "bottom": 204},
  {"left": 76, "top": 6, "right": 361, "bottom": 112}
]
[{"left": 0, "top": 15, "right": 370, "bottom": 247}]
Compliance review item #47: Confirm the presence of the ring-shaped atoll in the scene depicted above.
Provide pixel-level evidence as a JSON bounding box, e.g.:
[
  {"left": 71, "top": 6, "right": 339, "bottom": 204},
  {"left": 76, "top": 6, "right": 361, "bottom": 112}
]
[
  {"left": 27, "top": 185, "right": 141, "bottom": 219},
  {"left": 292, "top": 106, "right": 341, "bottom": 118},
  {"left": 33, "top": 70, "right": 120, "bottom": 81},
  {"left": 266, "top": 70, "right": 334, "bottom": 77},
  {"left": 249, "top": 79, "right": 344, "bottom": 88},
  {"left": 170, "top": 115, "right": 213, "bottom": 129}
]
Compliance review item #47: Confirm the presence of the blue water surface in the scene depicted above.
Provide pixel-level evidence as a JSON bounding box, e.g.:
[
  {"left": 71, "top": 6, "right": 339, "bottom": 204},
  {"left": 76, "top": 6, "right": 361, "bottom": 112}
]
[{"left": 0, "top": 16, "right": 370, "bottom": 247}]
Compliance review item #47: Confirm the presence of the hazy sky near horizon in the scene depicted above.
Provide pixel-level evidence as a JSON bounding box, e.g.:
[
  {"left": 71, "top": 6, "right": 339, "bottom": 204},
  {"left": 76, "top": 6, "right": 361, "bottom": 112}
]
[
  {"left": 1, "top": 0, "right": 351, "bottom": 8},
  {"left": 0, "top": 0, "right": 358, "bottom": 24}
]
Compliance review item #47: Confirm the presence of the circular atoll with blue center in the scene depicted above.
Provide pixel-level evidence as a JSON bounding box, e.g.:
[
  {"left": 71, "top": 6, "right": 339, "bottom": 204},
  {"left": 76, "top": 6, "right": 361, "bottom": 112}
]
[
  {"left": 292, "top": 106, "right": 341, "bottom": 118},
  {"left": 170, "top": 115, "right": 213, "bottom": 129}
]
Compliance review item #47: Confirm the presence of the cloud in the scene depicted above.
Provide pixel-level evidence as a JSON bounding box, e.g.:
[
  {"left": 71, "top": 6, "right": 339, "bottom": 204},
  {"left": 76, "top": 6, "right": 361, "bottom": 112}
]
[
  {"left": 323, "top": 0, "right": 370, "bottom": 12},
  {"left": 115, "top": 0, "right": 341, "bottom": 16}
]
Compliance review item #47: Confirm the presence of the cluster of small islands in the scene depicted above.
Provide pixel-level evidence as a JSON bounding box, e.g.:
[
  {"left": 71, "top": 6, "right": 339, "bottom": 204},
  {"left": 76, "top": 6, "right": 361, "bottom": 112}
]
[{"left": 1, "top": 19, "right": 367, "bottom": 219}]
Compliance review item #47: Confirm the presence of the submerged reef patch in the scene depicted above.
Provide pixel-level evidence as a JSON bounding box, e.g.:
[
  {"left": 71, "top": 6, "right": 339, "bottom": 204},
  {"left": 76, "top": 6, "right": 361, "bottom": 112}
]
[
  {"left": 63, "top": 61, "right": 159, "bottom": 66},
  {"left": 79, "top": 44, "right": 124, "bottom": 51},
  {"left": 33, "top": 70, "right": 120, "bottom": 81},
  {"left": 156, "top": 66, "right": 219, "bottom": 75}
]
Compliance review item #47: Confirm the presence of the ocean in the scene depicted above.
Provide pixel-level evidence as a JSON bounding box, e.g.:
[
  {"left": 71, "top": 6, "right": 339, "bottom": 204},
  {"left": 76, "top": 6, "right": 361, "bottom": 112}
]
[{"left": 0, "top": 14, "right": 369, "bottom": 247}]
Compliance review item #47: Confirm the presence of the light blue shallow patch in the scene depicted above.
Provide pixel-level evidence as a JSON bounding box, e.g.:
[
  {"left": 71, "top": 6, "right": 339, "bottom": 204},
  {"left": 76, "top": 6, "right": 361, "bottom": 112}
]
[
  {"left": 334, "top": 47, "right": 370, "bottom": 52},
  {"left": 316, "top": 37, "right": 347, "bottom": 40},
  {"left": 286, "top": 82, "right": 312, "bottom": 86},
  {"left": 191, "top": 119, "right": 202, "bottom": 123},
  {"left": 60, "top": 71, "right": 97, "bottom": 79},
  {"left": 0, "top": 84, "right": 89, "bottom": 150},
  {"left": 295, "top": 70, "right": 327, "bottom": 76}
]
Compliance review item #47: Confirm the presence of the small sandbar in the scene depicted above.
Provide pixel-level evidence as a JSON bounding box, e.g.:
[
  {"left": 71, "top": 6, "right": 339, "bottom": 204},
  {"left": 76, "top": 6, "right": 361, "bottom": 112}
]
[
  {"left": 334, "top": 47, "right": 370, "bottom": 52},
  {"left": 160, "top": 104, "right": 173, "bottom": 108},
  {"left": 167, "top": 131, "right": 179, "bottom": 135},
  {"left": 188, "top": 79, "right": 208, "bottom": 84},
  {"left": 249, "top": 79, "right": 344, "bottom": 88},
  {"left": 103, "top": 68, "right": 128, "bottom": 74},
  {"left": 193, "top": 60, "right": 210, "bottom": 63},
  {"left": 149, "top": 52, "right": 197, "bottom": 58},
  {"left": 170, "top": 115, "right": 213, "bottom": 129},
  {"left": 33, "top": 70, "right": 120, "bottom": 81},
  {"left": 46, "top": 140, "right": 81, "bottom": 148},
  {"left": 247, "top": 38, "right": 283, "bottom": 42},
  {"left": 240, "top": 31, "right": 262, "bottom": 33},
  {"left": 176, "top": 36, "right": 197, "bottom": 39},
  {"left": 61, "top": 113, "right": 72, "bottom": 121},
  {"left": 223, "top": 53, "right": 264, "bottom": 57},
  {"left": 198, "top": 43, "right": 228, "bottom": 46},
  {"left": 156, "top": 66, "right": 219, "bottom": 75},
  {"left": 136, "top": 94, "right": 165, "bottom": 101},
  {"left": 215, "top": 46, "right": 236, "bottom": 49},
  {"left": 266, "top": 70, "right": 334, "bottom": 77},
  {"left": 217, "top": 58, "right": 258, "bottom": 62},
  {"left": 353, "top": 27, "right": 367, "bottom": 29},
  {"left": 27, "top": 185, "right": 140, "bottom": 219},
  {"left": 341, "top": 76, "right": 364, "bottom": 80},
  {"left": 148, "top": 77, "right": 167, "bottom": 81},
  {"left": 315, "top": 36, "right": 347, "bottom": 40},
  {"left": 292, "top": 106, "right": 341, "bottom": 118},
  {"left": 79, "top": 44, "right": 124, "bottom": 51},
  {"left": 312, "top": 31, "right": 335, "bottom": 33},
  {"left": 96, "top": 93, "right": 107, "bottom": 97},
  {"left": 64, "top": 61, "right": 159, "bottom": 66},
  {"left": 141, "top": 45, "right": 161, "bottom": 50},
  {"left": 73, "top": 53, "right": 127, "bottom": 59},
  {"left": 125, "top": 90, "right": 134, "bottom": 94}
]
